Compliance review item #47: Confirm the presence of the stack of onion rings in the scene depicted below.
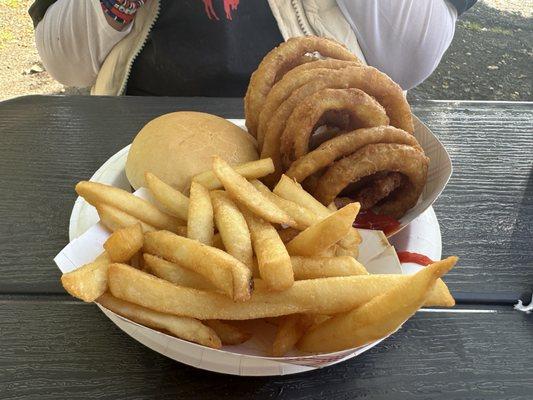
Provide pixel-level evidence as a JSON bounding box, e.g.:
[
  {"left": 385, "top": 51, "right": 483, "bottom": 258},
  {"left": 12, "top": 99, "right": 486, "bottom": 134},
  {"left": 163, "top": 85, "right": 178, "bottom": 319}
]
[{"left": 245, "top": 36, "right": 428, "bottom": 220}]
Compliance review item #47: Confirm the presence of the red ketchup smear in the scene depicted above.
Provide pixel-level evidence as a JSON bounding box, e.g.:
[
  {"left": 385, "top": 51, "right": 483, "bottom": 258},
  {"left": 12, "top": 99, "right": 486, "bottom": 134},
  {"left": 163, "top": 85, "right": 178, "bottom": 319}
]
[
  {"left": 396, "top": 251, "right": 434, "bottom": 266},
  {"left": 353, "top": 210, "right": 400, "bottom": 235}
]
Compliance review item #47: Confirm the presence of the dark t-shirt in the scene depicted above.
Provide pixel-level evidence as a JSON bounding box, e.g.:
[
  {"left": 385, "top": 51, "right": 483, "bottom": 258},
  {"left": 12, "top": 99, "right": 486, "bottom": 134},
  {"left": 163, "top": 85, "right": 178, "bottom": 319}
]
[{"left": 125, "top": 0, "right": 284, "bottom": 96}]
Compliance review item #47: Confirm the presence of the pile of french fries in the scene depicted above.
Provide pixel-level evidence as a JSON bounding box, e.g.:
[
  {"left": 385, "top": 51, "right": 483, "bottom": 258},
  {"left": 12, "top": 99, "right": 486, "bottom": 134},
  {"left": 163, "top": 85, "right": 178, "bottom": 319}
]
[{"left": 61, "top": 156, "right": 456, "bottom": 355}]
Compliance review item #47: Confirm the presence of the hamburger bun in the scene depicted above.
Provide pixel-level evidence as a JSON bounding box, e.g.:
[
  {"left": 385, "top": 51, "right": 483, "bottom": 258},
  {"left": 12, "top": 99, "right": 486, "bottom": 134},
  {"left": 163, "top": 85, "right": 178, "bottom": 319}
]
[{"left": 126, "top": 112, "right": 258, "bottom": 192}]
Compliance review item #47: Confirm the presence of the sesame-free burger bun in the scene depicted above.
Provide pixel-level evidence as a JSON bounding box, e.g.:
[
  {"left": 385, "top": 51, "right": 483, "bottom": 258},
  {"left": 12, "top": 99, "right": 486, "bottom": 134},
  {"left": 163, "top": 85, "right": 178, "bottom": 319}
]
[{"left": 126, "top": 112, "right": 258, "bottom": 191}]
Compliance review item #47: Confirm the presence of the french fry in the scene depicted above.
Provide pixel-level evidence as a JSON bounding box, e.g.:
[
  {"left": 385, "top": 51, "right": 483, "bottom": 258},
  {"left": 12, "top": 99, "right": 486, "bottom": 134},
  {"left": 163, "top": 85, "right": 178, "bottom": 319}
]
[
  {"left": 273, "top": 175, "right": 361, "bottom": 250},
  {"left": 317, "top": 244, "right": 339, "bottom": 257},
  {"left": 210, "top": 190, "right": 253, "bottom": 267},
  {"left": 286, "top": 203, "right": 360, "bottom": 256},
  {"left": 251, "top": 179, "right": 318, "bottom": 230},
  {"left": 143, "top": 254, "right": 216, "bottom": 291},
  {"left": 193, "top": 158, "right": 275, "bottom": 190},
  {"left": 297, "top": 257, "right": 458, "bottom": 353},
  {"left": 242, "top": 208, "right": 294, "bottom": 291},
  {"left": 272, "top": 314, "right": 314, "bottom": 356},
  {"left": 204, "top": 320, "right": 252, "bottom": 345},
  {"left": 212, "top": 157, "right": 296, "bottom": 226},
  {"left": 96, "top": 203, "right": 156, "bottom": 233},
  {"left": 61, "top": 253, "right": 111, "bottom": 302},
  {"left": 334, "top": 243, "right": 360, "bottom": 259},
  {"left": 76, "top": 181, "right": 181, "bottom": 231},
  {"left": 187, "top": 182, "right": 214, "bottom": 245},
  {"left": 143, "top": 230, "right": 253, "bottom": 301},
  {"left": 145, "top": 172, "right": 189, "bottom": 221},
  {"left": 273, "top": 175, "right": 331, "bottom": 218},
  {"left": 291, "top": 256, "right": 368, "bottom": 279},
  {"left": 103, "top": 223, "right": 143, "bottom": 262},
  {"left": 108, "top": 263, "right": 455, "bottom": 320},
  {"left": 97, "top": 293, "right": 221, "bottom": 349}
]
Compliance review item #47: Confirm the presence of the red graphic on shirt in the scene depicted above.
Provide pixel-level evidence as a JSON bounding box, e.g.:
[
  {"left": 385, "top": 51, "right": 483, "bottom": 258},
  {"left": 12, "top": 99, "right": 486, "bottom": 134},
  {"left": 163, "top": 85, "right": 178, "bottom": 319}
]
[{"left": 202, "top": 0, "right": 240, "bottom": 21}]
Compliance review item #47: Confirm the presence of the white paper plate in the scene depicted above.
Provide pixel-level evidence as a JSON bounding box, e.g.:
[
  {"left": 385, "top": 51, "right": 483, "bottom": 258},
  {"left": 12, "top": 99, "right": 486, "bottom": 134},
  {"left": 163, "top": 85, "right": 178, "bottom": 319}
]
[{"left": 64, "top": 119, "right": 444, "bottom": 376}]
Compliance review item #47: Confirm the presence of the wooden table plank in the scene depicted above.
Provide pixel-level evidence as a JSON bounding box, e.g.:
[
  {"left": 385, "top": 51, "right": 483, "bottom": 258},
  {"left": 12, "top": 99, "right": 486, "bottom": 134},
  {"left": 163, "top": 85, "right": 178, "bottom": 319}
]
[
  {"left": 0, "top": 96, "right": 531, "bottom": 297},
  {"left": 414, "top": 102, "right": 533, "bottom": 296},
  {"left": 1, "top": 300, "right": 531, "bottom": 400},
  {"left": 0, "top": 96, "right": 242, "bottom": 294}
]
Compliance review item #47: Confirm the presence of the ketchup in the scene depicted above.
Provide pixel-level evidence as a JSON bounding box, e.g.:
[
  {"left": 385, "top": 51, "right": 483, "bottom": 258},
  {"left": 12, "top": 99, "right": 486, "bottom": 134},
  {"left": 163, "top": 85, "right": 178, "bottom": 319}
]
[
  {"left": 396, "top": 251, "right": 434, "bottom": 266},
  {"left": 353, "top": 210, "right": 400, "bottom": 235}
]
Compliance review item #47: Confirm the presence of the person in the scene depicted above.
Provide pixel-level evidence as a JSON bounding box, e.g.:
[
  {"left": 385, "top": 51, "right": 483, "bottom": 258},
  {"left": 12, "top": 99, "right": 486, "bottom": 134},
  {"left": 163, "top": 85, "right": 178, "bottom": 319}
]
[{"left": 29, "top": 0, "right": 476, "bottom": 96}]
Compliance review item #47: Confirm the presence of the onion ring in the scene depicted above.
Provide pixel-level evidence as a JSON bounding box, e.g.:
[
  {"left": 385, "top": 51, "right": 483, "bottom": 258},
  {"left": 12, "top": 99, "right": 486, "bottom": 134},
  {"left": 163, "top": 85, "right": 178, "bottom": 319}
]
[
  {"left": 313, "top": 143, "right": 429, "bottom": 219},
  {"left": 285, "top": 126, "right": 421, "bottom": 183},
  {"left": 245, "top": 37, "right": 360, "bottom": 137},
  {"left": 280, "top": 88, "right": 390, "bottom": 168},
  {"left": 256, "top": 59, "right": 361, "bottom": 148},
  {"left": 260, "top": 66, "right": 412, "bottom": 184}
]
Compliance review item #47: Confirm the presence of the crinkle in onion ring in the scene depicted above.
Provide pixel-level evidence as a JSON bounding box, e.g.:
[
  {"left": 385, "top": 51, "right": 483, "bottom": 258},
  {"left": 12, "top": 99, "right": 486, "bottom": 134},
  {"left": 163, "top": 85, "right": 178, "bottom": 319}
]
[
  {"left": 244, "top": 37, "right": 360, "bottom": 137},
  {"left": 256, "top": 59, "right": 361, "bottom": 148},
  {"left": 313, "top": 143, "right": 429, "bottom": 219},
  {"left": 280, "top": 88, "right": 390, "bottom": 168},
  {"left": 285, "top": 126, "right": 421, "bottom": 183}
]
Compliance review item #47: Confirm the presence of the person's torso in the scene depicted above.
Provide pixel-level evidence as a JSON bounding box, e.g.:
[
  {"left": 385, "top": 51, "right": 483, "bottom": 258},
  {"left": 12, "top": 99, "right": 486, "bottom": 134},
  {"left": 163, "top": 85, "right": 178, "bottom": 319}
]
[{"left": 126, "top": 0, "right": 284, "bottom": 96}]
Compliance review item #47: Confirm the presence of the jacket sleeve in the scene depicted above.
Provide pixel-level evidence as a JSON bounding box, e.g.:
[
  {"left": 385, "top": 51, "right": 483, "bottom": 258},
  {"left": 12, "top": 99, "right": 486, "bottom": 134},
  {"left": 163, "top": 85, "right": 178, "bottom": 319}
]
[{"left": 34, "top": 0, "right": 133, "bottom": 87}]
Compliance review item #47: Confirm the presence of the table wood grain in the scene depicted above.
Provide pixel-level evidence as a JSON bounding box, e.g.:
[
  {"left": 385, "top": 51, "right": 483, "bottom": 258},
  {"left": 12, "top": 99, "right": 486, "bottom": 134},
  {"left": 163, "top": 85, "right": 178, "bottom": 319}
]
[
  {"left": 0, "top": 96, "right": 531, "bottom": 297},
  {"left": 1, "top": 299, "right": 531, "bottom": 400}
]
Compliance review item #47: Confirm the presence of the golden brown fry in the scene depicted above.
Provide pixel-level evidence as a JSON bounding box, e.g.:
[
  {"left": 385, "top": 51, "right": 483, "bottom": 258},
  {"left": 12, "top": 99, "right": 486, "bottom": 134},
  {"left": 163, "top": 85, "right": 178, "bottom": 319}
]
[
  {"left": 143, "top": 254, "right": 216, "bottom": 291},
  {"left": 210, "top": 190, "right": 253, "bottom": 267},
  {"left": 108, "top": 263, "right": 454, "bottom": 320},
  {"left": 76, "top": 181, "right": 181, "bottom": 231},
  {"left": 193, "top": 158, "right": 275, "bottom": 190},
  {"left": 97, "top": 293, "right": 221, "bottom": 349},
  {"left": 273, "top": 175, "right": 361, "bottom": 250},
  {"left": 145, "top": 172, "right": 189, "bottom": 221},
  {"left": 273, "top": 175, "right": 331, "bottom": 218},
  {"left": 298, "top": 257, "right": 458, "bottom": 353},
  {"left": 291, "top": 256, "right": 368, "bottom": 280},
  {"left": 272, "top": 314, "right": 314, "bottom": 356},
  {"left": 143, "top": 230, "right": 252, "bottom": 301},
  {"left": 251, "top": 179, "right": 318, "bottom": 230},
  {"left": 103, "top": 223, "right": 143, "bottom": 263},
  {"left": 286, "top": 203, "right": 360, "bottom": 256},
  {"left": 187, "top": 182, "right": 214, "bottom": 245},
  {"left": 242, "top": 209, "right": 294, "bottom": 291},
  {"left": 212, "top": 157, "right": 296, "bottom": 226},
  {"left": 61, "top": 253, "right": 111, "bottom": 302},
  {"left": 96, "top": 203, "right": 156, "bottom": 233},
  {"left": 204, "top": 320, "right": 252, "bottom": 345}
]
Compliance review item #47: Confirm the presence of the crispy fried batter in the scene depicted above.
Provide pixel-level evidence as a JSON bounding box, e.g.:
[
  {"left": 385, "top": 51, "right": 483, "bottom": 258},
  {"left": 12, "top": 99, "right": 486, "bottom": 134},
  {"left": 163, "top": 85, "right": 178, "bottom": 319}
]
[
  {"left": 257, "top": 60, "right": 361, "bottom": 148},
  {"left": 279, "top": 89, "right": 389, "bottom": 168},
  {"left": 286, "top": 126, "right": 421, "bottom": 183},
  {"left": 313, "top": 143, "right": 429, "bottom": 219},
  {"left": 245, "top": 37, "right": 360, "bottom": 137}
]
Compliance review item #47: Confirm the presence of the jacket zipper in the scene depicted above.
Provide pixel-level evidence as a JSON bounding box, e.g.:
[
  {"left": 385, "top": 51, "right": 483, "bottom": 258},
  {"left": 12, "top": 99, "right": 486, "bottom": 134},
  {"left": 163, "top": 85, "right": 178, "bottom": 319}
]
[
  {"left": 290, "top": 0, "right": 311, "bottom": 35},
  {"left": 118, "top": 0, "right": 161, "bottom": 95}
]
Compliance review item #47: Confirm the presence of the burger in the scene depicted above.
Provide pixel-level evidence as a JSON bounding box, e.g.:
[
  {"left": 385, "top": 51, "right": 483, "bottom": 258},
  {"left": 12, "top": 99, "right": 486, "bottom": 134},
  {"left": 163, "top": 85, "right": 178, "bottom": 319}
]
[{"left": 126, "top": 111, "right": 258, "bottom": 192}]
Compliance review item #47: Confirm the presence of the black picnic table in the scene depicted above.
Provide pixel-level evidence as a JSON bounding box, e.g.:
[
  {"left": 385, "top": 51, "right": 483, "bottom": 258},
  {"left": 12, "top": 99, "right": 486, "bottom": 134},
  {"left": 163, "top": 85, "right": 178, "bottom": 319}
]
[{"left": 0, "top": 96, "right": 532, "bottom": 399}]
